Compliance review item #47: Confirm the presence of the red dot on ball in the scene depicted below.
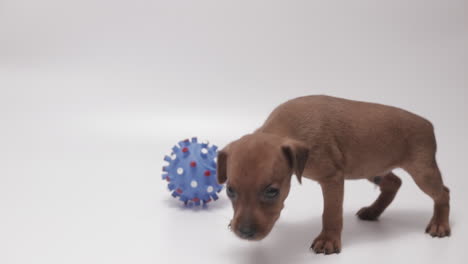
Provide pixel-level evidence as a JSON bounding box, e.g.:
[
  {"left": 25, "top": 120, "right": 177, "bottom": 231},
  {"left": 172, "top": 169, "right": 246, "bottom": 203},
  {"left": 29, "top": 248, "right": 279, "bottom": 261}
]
[
  {"left": 204, "top": 170, "right": 211, "bottom": 176},
  {"left": 190, "top": 161, "right": 197, "bottom": 167},
  {"left": 176, "top": 188, "right": 183, "bottom": 194},
  {"left": 182, "top": 147, "right": 188, "bottom": 153},
  {"left": 193, "top": 197, "right": 200, "bottom": 202}
]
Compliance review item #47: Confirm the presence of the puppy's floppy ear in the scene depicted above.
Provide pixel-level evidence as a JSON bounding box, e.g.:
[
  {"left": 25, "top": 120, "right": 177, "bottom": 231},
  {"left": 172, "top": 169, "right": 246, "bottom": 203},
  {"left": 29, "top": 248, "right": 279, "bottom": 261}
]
[
  {"left": 281, "top": 139, "right": 309, "bottom": 184},
  {"left": 216, "top": 150, "right": 228, "bottom": 184}
]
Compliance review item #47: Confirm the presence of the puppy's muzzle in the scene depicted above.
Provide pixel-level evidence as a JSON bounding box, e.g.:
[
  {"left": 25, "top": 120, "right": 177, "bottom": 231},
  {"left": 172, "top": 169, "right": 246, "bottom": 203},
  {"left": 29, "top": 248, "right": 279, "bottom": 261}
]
[{"left": 238, "top": 225, "right": 257, "bottom": 239}]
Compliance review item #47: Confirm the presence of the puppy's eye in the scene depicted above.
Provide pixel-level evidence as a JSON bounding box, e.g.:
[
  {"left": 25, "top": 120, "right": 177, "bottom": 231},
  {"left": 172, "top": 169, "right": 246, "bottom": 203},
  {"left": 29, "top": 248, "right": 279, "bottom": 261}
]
[
  {"left": 264, "top": 187, "right": 279, "bottom": 199},
  {"left": 226, "top": 186, "right": 236, "bottom": 199}
]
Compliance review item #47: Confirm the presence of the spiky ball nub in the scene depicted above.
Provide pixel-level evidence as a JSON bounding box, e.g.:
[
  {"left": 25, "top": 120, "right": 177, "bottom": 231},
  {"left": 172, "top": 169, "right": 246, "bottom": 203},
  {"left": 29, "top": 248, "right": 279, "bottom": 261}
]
[{"left": 162, "top": 137, "right": 223, "bottom": 206}]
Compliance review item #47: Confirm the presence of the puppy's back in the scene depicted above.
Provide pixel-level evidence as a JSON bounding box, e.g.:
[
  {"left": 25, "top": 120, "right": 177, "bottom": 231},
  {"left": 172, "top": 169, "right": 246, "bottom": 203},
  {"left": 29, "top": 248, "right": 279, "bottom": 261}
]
[{"left": 260, "top": 95, "right": 436, "bottom": 173}]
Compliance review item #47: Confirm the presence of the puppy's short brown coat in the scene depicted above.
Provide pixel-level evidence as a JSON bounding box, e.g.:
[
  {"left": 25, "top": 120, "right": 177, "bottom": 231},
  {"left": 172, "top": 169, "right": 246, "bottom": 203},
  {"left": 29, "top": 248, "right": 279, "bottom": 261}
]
[{"left": 217, "top": 95, "right": 450, "bottom": 254}]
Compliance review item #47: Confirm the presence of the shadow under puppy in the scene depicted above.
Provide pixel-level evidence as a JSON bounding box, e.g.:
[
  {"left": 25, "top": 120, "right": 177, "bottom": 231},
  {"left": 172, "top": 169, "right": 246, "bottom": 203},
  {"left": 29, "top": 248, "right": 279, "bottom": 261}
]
[{"left": 217, "top": 95, "right": 450, "bottom": 254}]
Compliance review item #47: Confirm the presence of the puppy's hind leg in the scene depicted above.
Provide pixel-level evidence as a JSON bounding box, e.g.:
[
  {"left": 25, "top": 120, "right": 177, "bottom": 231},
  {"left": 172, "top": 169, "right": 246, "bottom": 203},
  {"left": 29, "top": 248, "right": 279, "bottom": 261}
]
[
  {"left": 356, "top": 172, "right": 402, "bottom": 221},
  {"left": 403, "top": 160, "right": 450, "bottom": 237}
]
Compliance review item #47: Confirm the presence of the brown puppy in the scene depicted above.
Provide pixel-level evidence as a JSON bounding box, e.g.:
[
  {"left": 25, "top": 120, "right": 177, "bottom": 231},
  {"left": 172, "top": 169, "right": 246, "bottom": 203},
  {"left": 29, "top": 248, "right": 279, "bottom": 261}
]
[{"left": 217, "top": 95, "right": 450, "bottom": 254}]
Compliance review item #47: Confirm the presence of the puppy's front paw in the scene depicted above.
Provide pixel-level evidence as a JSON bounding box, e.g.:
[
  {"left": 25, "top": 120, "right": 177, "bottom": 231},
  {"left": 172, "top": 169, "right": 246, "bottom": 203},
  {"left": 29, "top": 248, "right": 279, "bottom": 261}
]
[
  {"left": 426, "top": 220, "right": 451, "bottom": 237},
  {"left": 310, "top": 233, "right": 341, "bottom": 255},
  {"left": 356, "top": 206, "right": 380, "bottom": 221}
]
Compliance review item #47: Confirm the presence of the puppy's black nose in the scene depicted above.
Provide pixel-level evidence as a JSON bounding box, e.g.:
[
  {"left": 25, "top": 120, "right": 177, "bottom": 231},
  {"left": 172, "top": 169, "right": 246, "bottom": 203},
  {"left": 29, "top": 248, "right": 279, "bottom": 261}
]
[{"left": 238, "top": 225, "right": 256, "bottom": 239}]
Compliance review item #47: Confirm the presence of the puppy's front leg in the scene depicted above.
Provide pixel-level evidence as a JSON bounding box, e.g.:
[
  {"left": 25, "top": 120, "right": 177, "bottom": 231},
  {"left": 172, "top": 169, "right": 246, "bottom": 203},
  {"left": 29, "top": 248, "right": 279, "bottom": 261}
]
[{"left": 311, "top": 176, "right": 344, "bottom": 254}]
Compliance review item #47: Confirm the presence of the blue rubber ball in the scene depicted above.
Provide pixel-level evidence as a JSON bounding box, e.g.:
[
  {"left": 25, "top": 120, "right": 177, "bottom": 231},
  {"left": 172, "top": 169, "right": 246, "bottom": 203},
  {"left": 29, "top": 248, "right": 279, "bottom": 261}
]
[{"left": 162, "top": 137, "right": 223, "bottom": 206}]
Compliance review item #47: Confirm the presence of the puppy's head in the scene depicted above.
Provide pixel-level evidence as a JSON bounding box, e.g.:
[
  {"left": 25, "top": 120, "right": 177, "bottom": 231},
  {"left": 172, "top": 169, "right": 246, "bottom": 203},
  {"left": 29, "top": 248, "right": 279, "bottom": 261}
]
[{"left": 217, "top": 133, "right": 309, "bottom": 241}]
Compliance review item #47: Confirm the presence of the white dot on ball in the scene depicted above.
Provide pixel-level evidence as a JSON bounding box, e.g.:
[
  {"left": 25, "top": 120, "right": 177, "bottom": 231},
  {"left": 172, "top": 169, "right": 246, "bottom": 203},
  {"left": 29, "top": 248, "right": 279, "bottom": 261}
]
[
  {"left": 201, "top": 148, "right": 208, "bottom": 154},
  {"left": 207, "top": 186, "right": 214, "bottom": 193},
  {"left": 171, "top": 153, "right": 177, "bottom": 160},
  {"left": 177, "top": 168, "right": 184, "bottom": 175},
  {"left": 191, "top": 180, "right": 198, "bottom": 188}
]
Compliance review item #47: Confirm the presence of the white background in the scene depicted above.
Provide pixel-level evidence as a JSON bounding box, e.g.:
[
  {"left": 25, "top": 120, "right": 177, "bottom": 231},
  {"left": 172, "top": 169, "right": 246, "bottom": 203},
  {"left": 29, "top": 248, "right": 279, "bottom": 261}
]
[{"left": 1, "top": 0, "right": 467, "bottom": 263}]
